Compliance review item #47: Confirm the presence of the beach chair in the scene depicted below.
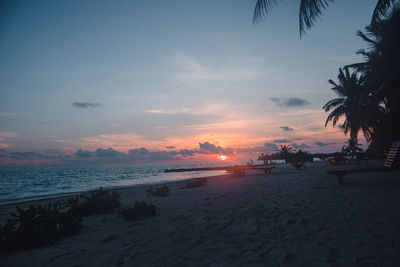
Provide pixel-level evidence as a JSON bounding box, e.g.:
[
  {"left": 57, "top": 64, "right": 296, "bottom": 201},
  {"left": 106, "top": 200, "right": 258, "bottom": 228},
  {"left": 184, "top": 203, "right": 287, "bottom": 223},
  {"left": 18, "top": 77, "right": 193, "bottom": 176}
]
[
  {"left": 290, "top": 161, "right": 306, "bottom": 170},
  {"left": 355, "top": 152, "right": 368, "bottom": 164},
  {"left": 328, "top": 141, "right": 400, "bottom": 185}
]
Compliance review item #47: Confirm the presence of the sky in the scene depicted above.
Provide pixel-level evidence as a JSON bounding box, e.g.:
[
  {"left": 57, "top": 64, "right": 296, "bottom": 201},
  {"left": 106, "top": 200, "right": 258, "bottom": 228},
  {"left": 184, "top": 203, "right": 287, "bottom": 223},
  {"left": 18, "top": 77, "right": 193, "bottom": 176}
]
[{"left": 0, "top": 0, "right": 378, "bottom": 165}]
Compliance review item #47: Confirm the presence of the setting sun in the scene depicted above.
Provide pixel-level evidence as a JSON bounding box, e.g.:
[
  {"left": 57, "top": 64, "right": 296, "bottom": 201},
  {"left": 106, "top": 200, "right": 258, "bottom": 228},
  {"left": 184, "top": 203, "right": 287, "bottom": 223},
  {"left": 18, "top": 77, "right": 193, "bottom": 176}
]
[{"left": 218, "top": 155, "right": 227, "bottom": 161}]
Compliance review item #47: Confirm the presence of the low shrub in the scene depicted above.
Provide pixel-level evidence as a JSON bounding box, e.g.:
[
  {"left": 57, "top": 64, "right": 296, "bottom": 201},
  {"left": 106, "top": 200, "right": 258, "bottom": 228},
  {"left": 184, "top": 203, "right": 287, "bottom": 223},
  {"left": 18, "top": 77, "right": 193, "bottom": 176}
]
[
  {"left": 226, "top": 166, "right": 246, "bottom": 177},
  {"left": 67, "top": 187, "right": 121, "bottom": 217},
  {"left": 290, "top": 161, "right": 306, "bottom": 170},
  {"left": 186, "top": 177, "right": 207, "bottom": 188},
  {"left": 146, "top": 185, "right": 170, "bottom": 196},
  {"left": 0, "top": 204, "right": 82, "bottom": 252},
  {"left": 119, "top": 201, "right": 157, "bottom": 221}
]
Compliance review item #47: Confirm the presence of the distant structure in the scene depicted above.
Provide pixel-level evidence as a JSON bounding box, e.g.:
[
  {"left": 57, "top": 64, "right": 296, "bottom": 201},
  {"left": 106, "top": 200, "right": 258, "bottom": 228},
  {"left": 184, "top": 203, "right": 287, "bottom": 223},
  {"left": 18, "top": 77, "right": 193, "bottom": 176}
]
[{"left": 257, "top": 154, "right": 286, "bottom": 165}]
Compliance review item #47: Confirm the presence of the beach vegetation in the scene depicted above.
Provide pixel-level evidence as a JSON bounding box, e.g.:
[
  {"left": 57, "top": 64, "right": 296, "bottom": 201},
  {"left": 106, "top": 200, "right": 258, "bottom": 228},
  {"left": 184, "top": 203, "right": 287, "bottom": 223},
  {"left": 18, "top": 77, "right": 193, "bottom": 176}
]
[
  {"left": 246, "top": 159, "right": 254, "bottom": 166},
  {"left": 118, "top": 201, "right": 157, "bottom": 221},
  {"left": 186, "top": 177, "right": 208, "bottom": 188},
  {"left": 146, "top": 185, "right": 170, "bottom": 197},
  {"left": 325, "top": 5, "right": 400, "bottom": 154},
  {"left": 67, "top": 187, "right": 121, "bottom": 217},
  {"left": 342, "top": 138, "right": 363, "bottom": 156},
  {"left": 226, "top": 166, "right": 246, "bottom": 177},
  {"left": 252, "top": 0, "right": 397, "bottom": 36},
  {"left": 279, "top": 145, "right": 295, "bottom": 155},
  {"left": 252, "top": 0, "right": 400, "bottom": 155},
  {"left": 0, "top": 204, "right": 82, "bottom": 252}
]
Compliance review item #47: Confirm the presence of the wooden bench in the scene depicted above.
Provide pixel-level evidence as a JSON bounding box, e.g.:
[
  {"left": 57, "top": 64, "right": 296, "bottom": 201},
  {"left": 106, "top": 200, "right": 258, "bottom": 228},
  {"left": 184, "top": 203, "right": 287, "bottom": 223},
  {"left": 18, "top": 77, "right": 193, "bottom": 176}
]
[
  {"left": 328, "top": 141, "right": 400, "bottom": 185},
  {"left": 242, "top": 165, "right": 275, "bottom": 174},
  {"left": 355, "top": 153, "right": 369, "bottom": 164},
  {"left": 226, "top": 165, "right": 275, "bottom": 176},
  {"left": 328, "top": 153, "right": 346, "bottom": 165}
]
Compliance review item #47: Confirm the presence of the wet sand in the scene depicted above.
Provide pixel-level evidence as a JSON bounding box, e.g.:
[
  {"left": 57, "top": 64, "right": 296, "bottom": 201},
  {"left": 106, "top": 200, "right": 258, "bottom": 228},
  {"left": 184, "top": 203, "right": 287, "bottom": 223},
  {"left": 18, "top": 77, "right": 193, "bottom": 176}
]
[{"left": 1, "top": 161, "right": 400, "bottom": 266}]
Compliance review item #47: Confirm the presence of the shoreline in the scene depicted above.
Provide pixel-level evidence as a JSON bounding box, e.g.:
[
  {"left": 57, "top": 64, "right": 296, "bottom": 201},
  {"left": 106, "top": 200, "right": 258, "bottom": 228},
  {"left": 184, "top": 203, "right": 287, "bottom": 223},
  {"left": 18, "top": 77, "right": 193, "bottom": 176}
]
[
  {"left": 0, "top": 162, "right": 230, "bottom": 206},
  {"left": 0, "top": 173, "right": 230, "bottom": 221},
  {"left": 2, "top": 162, "right": 400, "bottom": 266}
]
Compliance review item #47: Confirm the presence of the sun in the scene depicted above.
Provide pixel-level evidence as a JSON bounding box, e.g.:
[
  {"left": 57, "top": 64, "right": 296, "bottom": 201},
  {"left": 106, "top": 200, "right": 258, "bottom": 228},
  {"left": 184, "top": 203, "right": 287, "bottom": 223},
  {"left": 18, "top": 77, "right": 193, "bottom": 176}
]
[{"left": 218, "top": 155, "right": 227, "bottom": 161}]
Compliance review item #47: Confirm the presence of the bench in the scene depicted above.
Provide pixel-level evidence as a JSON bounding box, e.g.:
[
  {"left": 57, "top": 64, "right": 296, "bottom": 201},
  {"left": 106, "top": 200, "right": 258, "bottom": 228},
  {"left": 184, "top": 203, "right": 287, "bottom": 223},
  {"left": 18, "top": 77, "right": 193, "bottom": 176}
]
[
  {"left": 244, "top": 165, "right": 275, "bottom": 174},
  {"left": 328, "top": 153, "right": 346, "bottom": 165},
  {"left": 226, "top": 165, "right": 275, "bottom": 176},
  {"left": 328, "top": 141, "right": 400, "bottom": 185},
  {"left": 355, "top": 153, "right": 369, "bottom": 164},
  {"left": 290, "top": 161, "right": 307, "bottom": 170}
]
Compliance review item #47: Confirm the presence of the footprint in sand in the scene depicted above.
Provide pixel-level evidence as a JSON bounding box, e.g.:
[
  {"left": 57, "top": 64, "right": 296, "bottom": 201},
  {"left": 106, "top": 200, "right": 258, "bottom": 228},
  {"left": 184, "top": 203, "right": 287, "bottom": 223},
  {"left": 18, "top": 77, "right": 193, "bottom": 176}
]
[{"left": 103, "top": 234, "right": 120, "bottom": 243}]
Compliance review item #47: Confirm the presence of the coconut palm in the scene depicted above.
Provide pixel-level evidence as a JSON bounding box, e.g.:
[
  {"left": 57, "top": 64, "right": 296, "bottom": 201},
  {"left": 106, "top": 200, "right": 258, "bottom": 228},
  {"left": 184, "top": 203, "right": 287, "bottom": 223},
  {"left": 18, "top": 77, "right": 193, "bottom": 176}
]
[
  {"left": 279, "top": 145, "right": 295, "bottom": 155},
  {"left": 347, "top": 5, "right": 400, "bottom": 147},
  {"left": 342, "top": 138, "right": 363, "bottom": 156},
  {"left": 253, "top": 0, "right": 398, "bottom": 36},
  {"left": 323, "top": 68, "right": 372, "bottom": 140}
]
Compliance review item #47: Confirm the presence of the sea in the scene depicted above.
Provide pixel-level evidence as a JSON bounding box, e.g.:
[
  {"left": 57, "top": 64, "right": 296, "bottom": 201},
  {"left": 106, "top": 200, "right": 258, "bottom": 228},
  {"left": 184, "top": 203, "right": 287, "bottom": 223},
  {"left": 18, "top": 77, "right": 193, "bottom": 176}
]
[{"left": 0, "top": 161, "right": 230, "bottom": 203}]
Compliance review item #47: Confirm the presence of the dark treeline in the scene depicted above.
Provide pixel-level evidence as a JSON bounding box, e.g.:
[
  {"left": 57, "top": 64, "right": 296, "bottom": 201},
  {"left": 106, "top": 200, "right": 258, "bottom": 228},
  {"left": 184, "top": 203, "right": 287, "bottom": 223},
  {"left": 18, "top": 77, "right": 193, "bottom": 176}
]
[
  {"left": 324, "top": 5, "right": 400, "bottom": 155},
  {"left": 253, "top": 1, "right": 400, "bottom": 156}
]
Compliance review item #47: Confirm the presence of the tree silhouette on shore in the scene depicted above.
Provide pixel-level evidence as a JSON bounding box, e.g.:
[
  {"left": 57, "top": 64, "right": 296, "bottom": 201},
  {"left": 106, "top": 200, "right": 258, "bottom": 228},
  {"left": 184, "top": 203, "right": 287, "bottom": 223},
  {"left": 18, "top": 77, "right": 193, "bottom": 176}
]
[{"left": 253, "top": 0, "right": 398, "bottom": 36}]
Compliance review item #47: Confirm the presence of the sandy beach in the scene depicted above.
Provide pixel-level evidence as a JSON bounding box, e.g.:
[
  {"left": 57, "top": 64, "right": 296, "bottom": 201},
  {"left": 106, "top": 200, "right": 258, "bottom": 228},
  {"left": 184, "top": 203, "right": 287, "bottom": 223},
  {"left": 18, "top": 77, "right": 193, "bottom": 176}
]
[{"left": 1, "top": 161, "right": 400, "bottom": 266}]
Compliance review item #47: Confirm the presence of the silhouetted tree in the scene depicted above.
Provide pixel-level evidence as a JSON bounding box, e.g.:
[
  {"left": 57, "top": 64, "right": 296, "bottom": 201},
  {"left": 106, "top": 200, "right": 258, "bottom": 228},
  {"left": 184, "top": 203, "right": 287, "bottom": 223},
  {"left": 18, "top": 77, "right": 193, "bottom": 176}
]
[
  {"left": 253, "top": 0, "right": 398, "bottom": 36},
  {"left": 347, "top": 5, "right": 400, "bottom": 150},
  {"left": 279, "top": 145, "right": 295, "bottom": 155},
  {"left": 342, "top": 138, "right": 363, "bottom": 156},
  {"left": 323, "top": 68, "right": 375, "bottom": 140}
]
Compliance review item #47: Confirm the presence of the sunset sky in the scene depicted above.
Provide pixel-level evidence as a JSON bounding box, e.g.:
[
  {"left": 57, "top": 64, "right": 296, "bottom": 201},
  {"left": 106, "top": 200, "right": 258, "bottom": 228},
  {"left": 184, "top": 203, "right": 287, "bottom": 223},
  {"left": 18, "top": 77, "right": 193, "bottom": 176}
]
[{"left": 0, "top": 0, "right": 377, "bottom": 165}]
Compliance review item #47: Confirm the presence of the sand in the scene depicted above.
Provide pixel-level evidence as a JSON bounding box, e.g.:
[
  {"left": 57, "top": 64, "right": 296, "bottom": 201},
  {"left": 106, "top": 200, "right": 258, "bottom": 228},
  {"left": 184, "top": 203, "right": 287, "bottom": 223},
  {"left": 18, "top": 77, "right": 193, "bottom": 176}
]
[{"left": 1, "top": 161, "right": 400, "bottom": 266}]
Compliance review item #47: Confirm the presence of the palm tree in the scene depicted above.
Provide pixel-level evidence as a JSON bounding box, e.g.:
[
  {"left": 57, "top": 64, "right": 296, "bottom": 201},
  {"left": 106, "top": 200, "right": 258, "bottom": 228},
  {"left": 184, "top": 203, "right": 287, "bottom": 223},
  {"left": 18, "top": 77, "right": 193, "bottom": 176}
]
[
  {"left": 253, "top": 0, "right": 398, "bottom": 36},
  {"left": 279, "top": 145, "right": 295, "bottom": 155},
  {"left": 347, "top": 5, "right": 400, "bottom": 148},
  {"left": 323, "top": 68, "right": 373, "bottom": 140},
  {"left": 342, "top": 138, "right": 363, "bottom": 156}
]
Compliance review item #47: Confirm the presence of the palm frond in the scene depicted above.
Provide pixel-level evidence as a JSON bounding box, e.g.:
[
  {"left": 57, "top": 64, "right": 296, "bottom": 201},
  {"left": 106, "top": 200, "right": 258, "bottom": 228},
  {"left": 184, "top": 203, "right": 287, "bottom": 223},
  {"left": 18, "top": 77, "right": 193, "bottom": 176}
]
[
  {"left": 356, "top": 30, "right": 377, "bottom": 45},
  {"left": 325, "top": 105, "right": 345, "bottom": 127},
  {"left": 323, "top": 98, "right": 344, "bottom": 111},
  {"left": 299, "top": 0, "right": 334, "bottom": 36},
  {"left": 253, "top": 0, "right": 280, "bottom": 24},
  {"left": 372, "top": 0, "right": 397, "bottom": 24}
]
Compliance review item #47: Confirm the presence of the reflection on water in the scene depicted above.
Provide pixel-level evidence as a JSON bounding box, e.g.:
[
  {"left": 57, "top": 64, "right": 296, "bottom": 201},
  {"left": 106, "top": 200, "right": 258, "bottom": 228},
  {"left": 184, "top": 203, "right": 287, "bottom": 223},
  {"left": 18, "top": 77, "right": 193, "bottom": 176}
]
[{"left": 0, "top": 162, "right": 230, "bottom": 202}]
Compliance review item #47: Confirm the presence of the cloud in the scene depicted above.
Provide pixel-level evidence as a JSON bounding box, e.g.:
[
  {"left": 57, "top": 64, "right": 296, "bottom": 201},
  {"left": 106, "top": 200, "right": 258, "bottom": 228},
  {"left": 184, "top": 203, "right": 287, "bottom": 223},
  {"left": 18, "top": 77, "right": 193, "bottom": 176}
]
[
  {"left": 169, "top": 149, "right": 195, "bottom": 157},
  {"left": 128, "top": 147, "right": 149, "bottom": 156},
  {"left": 235, "top": 146, "right": 266, "bottom": 154},
  {"left": 95, "top": 148, "right": 122, "bottom": 157},
  {"left": 75, "top": 149, "right": 93, "bottom": 158},
  {"left": 173, "top": 56, "right": 262, "bottom": 85},
  {"left": 235, "top": 143, "right": 279, "bottom": 155},
  {"left": 270, "top": 97, "right": 310, "bottom": 107},
  {"left": 274, "top": 139, "right": 292, "bottom": 143},
  {"left": 315, "top": 141, "right": 337, "bottom": 147},
  {"left": 165, "top": 146, "right": 176, "bottom": 149},
  {"left": 128, "top": 148, "right": 174, "bottom": 161},
  {"left": 9, "top": 151, "right": 59, "bottom": 160},
  {"left": 264, "top": 143, "right": 278, "bottom": 151},
  {"left": 197, "top": 142, "right": 234, "bottom": 155},
  {"left": 72, "top": 102, "right": 101, "bottom": 108},
  {"left": 291, "top": 143, "right": 310, "bottom": 150},
  {"left": 0, "top": 132, "right": 19, "bottom": 149},
  {"left": 280, "top": 126, "right": 294, "bottom": 131}
]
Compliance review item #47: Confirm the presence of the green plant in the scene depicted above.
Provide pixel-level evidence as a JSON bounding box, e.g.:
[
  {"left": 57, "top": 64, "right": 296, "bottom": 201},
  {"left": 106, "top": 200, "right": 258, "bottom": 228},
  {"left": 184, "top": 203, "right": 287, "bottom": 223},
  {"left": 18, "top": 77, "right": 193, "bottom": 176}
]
[
  {"left": 186, "top": 177, "right": 207, "bottom": 188},
  {"left": 0, "top": 204, "right": 82, "bottom": 252},
  {"left": 119, "top": 201, "right": 157, "bottom": 221},
  {"left": 146, "top": 185, "right": 170, "bottom": 197},
  {"left": 226, "top": 166, "right": 246, "bottom": 177},
  {"left": 67, "top": 187, "right": 121, "bottom": 217}
]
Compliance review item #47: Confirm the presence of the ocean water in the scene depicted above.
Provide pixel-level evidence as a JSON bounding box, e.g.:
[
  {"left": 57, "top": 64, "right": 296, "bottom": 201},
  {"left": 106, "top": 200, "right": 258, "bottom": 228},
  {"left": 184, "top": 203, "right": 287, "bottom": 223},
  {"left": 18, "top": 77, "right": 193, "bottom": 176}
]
[{"left": 0, "top": 162, "right": 230, "bottom": 203}]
